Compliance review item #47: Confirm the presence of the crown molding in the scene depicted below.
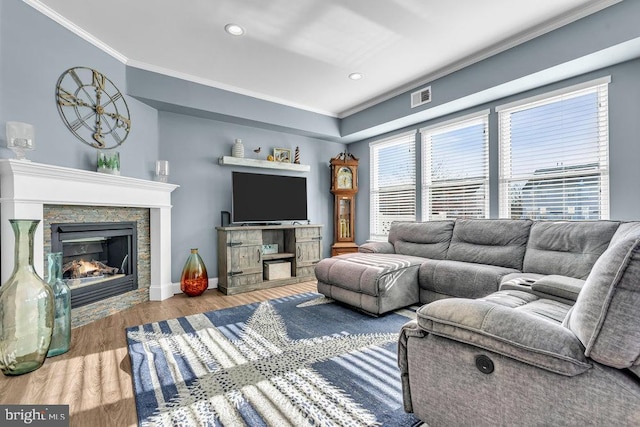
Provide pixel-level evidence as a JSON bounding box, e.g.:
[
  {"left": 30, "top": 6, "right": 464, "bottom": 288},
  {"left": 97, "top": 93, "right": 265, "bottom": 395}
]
[
  {"left": 337, "top": 0, "right": 623, "bottom": 118},
  {"left": 25, "top": 0, "right": 622, "bottom": 122},
  {"left": 26, "top": 0, "right": 338, "bottom": 117},
  {"left": 25, "top": 0, "right": 128, "bottom": 64},
  {"left": 125, "top": 60, "right": 339, "bottom": 118}
]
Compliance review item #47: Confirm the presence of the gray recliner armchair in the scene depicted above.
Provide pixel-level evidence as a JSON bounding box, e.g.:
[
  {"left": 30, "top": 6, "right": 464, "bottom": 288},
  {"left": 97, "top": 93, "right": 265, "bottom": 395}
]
[{"left": 398, "top": 235, "right": 640, "bottom": 426}]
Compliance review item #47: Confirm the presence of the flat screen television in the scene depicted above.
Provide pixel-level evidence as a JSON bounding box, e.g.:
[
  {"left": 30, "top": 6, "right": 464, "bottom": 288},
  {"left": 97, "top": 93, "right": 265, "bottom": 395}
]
[{"left": 232, "top": 171, "right": 308, "bottom": 224}]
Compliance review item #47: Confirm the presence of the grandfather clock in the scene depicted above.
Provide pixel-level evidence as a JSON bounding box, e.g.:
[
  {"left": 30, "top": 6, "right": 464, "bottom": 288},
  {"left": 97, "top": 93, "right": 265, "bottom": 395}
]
[{"left": 330, "top": 152, "right": 359, "bottom": 256}]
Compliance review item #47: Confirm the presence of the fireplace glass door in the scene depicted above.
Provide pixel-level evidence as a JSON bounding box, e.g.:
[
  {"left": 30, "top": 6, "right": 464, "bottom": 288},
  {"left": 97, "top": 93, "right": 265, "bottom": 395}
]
[{"left": 51, "top": 222, "right": 137, "bottom": 308}]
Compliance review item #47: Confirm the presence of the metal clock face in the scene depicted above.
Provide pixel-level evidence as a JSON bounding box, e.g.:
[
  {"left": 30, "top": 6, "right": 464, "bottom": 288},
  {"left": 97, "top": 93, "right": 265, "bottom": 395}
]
[
  {"left": 337, "top": 167, "right": 353, "bottom": 189},
  {"left": 56, "top": 67, "right": 131, "bottom": 149}
]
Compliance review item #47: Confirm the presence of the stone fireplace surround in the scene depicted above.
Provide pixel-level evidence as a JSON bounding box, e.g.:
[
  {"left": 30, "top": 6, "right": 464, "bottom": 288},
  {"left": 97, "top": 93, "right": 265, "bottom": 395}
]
[
  {"left": 0, "top": 159, "right": 178, "bottom": 308},
  {"left": 44, "top": 206, "right": 149, "bottom": 327}
]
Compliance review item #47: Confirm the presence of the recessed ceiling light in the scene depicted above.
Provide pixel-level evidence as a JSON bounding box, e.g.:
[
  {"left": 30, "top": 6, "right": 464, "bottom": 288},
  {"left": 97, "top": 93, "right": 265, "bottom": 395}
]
[
  {"left": 348, "top": 72, "right": 363, "bottom": 80},
  {"left": 225, "top": 24, "right": 245, "bottom": 36}
]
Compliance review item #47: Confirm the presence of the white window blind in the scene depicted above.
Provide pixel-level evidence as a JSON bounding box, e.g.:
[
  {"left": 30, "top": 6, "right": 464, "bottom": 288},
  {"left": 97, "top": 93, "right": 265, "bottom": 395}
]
[
  {"left": 369, "top": 131, "right": 416, "bottom": 240},
  {"left": 498, "top": 77, "right": 610, "bottom": 220},
  {"left": 421, "top": 111, "right": 489, "bottom": 220}
]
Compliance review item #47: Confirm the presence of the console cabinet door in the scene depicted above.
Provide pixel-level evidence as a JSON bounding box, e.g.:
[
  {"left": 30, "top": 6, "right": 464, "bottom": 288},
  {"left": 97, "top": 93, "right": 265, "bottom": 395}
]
[
  {"left": 295, "top": 227, "right": 322, "bottom": 278},
  {"left": 220, "top": 230, "right": 263, "bottom": 290},
  {"left": 229, "top": 244, "right": 262, "bottom": 276}
]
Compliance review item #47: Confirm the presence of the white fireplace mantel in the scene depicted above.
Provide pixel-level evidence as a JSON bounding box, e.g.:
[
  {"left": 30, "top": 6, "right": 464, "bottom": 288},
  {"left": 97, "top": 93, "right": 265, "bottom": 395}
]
[{"left": 0, "top": 159, "right": 179, "bottom": 301}]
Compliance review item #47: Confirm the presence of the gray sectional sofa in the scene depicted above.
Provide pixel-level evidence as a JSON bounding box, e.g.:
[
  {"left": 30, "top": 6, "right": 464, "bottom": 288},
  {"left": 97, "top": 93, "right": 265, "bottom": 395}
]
[
  {"left": 315, "top": 219, "right": 635, "bottom": 314},
  {"left": 314, "top": 219, "right": 640, "bottom": 425}
]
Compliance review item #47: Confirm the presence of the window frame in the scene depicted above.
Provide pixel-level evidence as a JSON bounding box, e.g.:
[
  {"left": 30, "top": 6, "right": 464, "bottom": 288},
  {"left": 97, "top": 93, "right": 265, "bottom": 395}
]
[
  {"left": 369, "top": 131, "right": 417, "bottom": 241},
  {"left": 497, "top": 76, "right": 610, "bottom": 220},
  {"left": 420, "top": 110, "right": 490, "bottom": 221}
]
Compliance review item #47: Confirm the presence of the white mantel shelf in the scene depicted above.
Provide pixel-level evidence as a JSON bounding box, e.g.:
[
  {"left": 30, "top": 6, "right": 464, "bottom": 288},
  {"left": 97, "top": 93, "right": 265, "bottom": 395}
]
[
  {"left": 219, "top": 156, "right": 310, "bottom": 172},
  {"left": 0, "top": 159, "right": 179, "bottom": 301},
  {"left": 0, "top": 159, "right": 179, "bottom": 207}
]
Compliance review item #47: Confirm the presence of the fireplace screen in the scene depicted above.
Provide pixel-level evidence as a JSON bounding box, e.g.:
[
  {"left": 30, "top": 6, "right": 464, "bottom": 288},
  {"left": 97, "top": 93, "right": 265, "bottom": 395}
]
[{"left": 50, "top": 222, "right": 137, "bottom": 308}]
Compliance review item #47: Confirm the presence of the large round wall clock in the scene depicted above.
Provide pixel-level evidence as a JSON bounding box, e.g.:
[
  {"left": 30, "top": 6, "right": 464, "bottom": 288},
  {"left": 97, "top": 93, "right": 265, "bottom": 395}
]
[{"left": 55, "top": 66, "right": 131, "bottom": 149}]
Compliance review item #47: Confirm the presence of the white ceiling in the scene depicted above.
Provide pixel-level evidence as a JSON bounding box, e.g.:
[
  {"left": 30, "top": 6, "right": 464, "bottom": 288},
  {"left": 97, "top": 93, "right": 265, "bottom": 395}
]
[{"left": 31, "top": 0, "right": 616, "bottom": 117}]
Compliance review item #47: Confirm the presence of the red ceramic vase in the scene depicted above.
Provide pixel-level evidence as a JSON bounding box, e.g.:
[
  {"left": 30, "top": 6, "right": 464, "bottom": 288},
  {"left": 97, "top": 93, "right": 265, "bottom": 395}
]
[{"left": 180, "top": 248, "right": 208, "bottom": 297}]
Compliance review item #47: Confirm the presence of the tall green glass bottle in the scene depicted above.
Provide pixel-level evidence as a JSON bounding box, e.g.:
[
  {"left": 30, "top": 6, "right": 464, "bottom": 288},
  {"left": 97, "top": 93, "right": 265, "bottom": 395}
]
[
  {"left": 46, "top": 252, "right": 71, "bottom": 357},
  {"left": 0, "top": 219, "right": 54, "bottom": 375}
]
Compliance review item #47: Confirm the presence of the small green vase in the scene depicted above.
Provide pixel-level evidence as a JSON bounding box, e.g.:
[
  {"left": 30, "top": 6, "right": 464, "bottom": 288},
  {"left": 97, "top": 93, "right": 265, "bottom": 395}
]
[
  {"left": 0, "top": 219, "right": 54, "bottom": 376},
  {"left": 46, "top": 252, "right": 71, "bottom": 357}
]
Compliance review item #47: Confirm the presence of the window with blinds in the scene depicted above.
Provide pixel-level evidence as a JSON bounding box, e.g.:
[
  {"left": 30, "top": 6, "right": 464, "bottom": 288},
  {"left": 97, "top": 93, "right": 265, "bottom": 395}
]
[
  {"left": 421, "top": 111, "right": 489, "bottom": 220},
  {"left": 369, "top": 132, "right": 416, "bottom": 240},
  {"left": 498, "top": 77, "right": 610, "bottom": 220}
]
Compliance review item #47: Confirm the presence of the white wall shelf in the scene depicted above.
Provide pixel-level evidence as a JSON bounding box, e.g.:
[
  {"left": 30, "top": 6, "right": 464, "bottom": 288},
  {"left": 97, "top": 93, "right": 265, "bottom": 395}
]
[{"left": 218, "top": 156, "right": 310, "bottom": 172}]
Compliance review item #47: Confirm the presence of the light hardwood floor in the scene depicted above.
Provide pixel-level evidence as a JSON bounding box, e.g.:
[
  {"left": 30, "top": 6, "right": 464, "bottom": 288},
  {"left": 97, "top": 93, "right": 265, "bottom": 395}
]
[{"left": 0, "top": 281, "right": 318, "bottom": 427}]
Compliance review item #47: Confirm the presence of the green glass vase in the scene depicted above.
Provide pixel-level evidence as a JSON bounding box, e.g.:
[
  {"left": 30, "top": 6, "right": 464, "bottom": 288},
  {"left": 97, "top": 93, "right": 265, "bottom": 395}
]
[
  {"left": 0, "top": 219, "right": 54, "bottom": 376},
  {"left": 180, "top": 249, "right": 209, "bottom": 297},
  {"left": 46, "top": 252, "right": 71, "bottom": 357}
]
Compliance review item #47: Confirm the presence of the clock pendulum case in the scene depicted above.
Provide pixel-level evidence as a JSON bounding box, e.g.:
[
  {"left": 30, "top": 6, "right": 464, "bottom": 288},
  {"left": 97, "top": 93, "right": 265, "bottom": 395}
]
[
  {"left": 330, "top": 152, "right": 359, "bottom": 256},
  {"left": 55, "top": 67, "right": 131, "bottom": 149}
]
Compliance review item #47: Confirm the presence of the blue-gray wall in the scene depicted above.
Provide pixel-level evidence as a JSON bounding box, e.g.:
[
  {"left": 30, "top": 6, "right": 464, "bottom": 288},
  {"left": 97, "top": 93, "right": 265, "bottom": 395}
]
[
  {"left": 344, "top": 0, "right": 640, "bottom": 243},
  {"left": 0, "top": 1, "right": 159, "bottom": 177},
  {"left": 0, "top": 1, "right": 344, "bottom": 283},
  {"left": 3, "top": 0, "right": 640, "bottom": 283},
  {"left": 127, "top": 67, "right": 342, "bottom": 142},
  {"left": 159, "top": 111, "right": 343, "bottom": 281},
  {"left": 341, "top": 0, "right": 640, "bottom": 141},
  {"left": 349, "top": 59, "right": 640, "bottom": 244}
]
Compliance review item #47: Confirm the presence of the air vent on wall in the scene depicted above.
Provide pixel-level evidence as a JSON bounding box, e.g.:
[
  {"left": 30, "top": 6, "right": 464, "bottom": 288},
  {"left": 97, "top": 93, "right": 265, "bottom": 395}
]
[{"left": 411, "top": 86, "right": 432, "bottom": 108}]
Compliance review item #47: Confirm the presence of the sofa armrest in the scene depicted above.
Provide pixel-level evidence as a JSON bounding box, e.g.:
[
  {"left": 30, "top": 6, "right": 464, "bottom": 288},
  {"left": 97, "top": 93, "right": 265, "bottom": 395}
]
[
  {"left": 358, "top": 241, "right": 395, "bottom": 254},
  {"left": 398, "top": 320, "right": 426, "bottom": 413},
  {"left": 416, "top": 298, "right": 591, "bottom": 376},
  {"left": 531, "top": 275, "right": 584, "bottom": 302}
]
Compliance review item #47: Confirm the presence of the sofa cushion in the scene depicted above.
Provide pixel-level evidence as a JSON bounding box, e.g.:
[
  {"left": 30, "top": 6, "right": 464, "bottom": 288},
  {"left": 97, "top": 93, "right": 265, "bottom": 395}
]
[
  {"left": 388, "top": 220, "right": 454, "bottom": 259},
  {"left": 314, "top": 253, "right": 425, "bottom": 297},
  {"left": 609, "top": 221, "right": 640, "bottom": 247},
  {"left": 416, "top": 290, "right": 590, "bottom": 376},
  {"left": 446, "top": 219, "right": 532, "bottom": 270},
  {"left": 523, "top": 221, "right": 619, "bottom": 279},
  {"left": 564, "top": 236, "right": 640, "bottom": 369},
  {"left": 419, "top": 259, "right": 520, "bottom": 299}
]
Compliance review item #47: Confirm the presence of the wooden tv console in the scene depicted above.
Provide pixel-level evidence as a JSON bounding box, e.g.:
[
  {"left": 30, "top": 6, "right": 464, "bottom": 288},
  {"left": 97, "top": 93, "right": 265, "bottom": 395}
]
[{"left": 216, "top": 224, "right": 323, "bottom": 295}]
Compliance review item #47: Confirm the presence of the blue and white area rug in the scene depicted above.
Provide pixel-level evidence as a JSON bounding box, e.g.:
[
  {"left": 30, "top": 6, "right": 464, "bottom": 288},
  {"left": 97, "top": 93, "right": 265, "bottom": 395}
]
[{"left": 126, "top": 292, "right": 420, "bottom": 426}]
